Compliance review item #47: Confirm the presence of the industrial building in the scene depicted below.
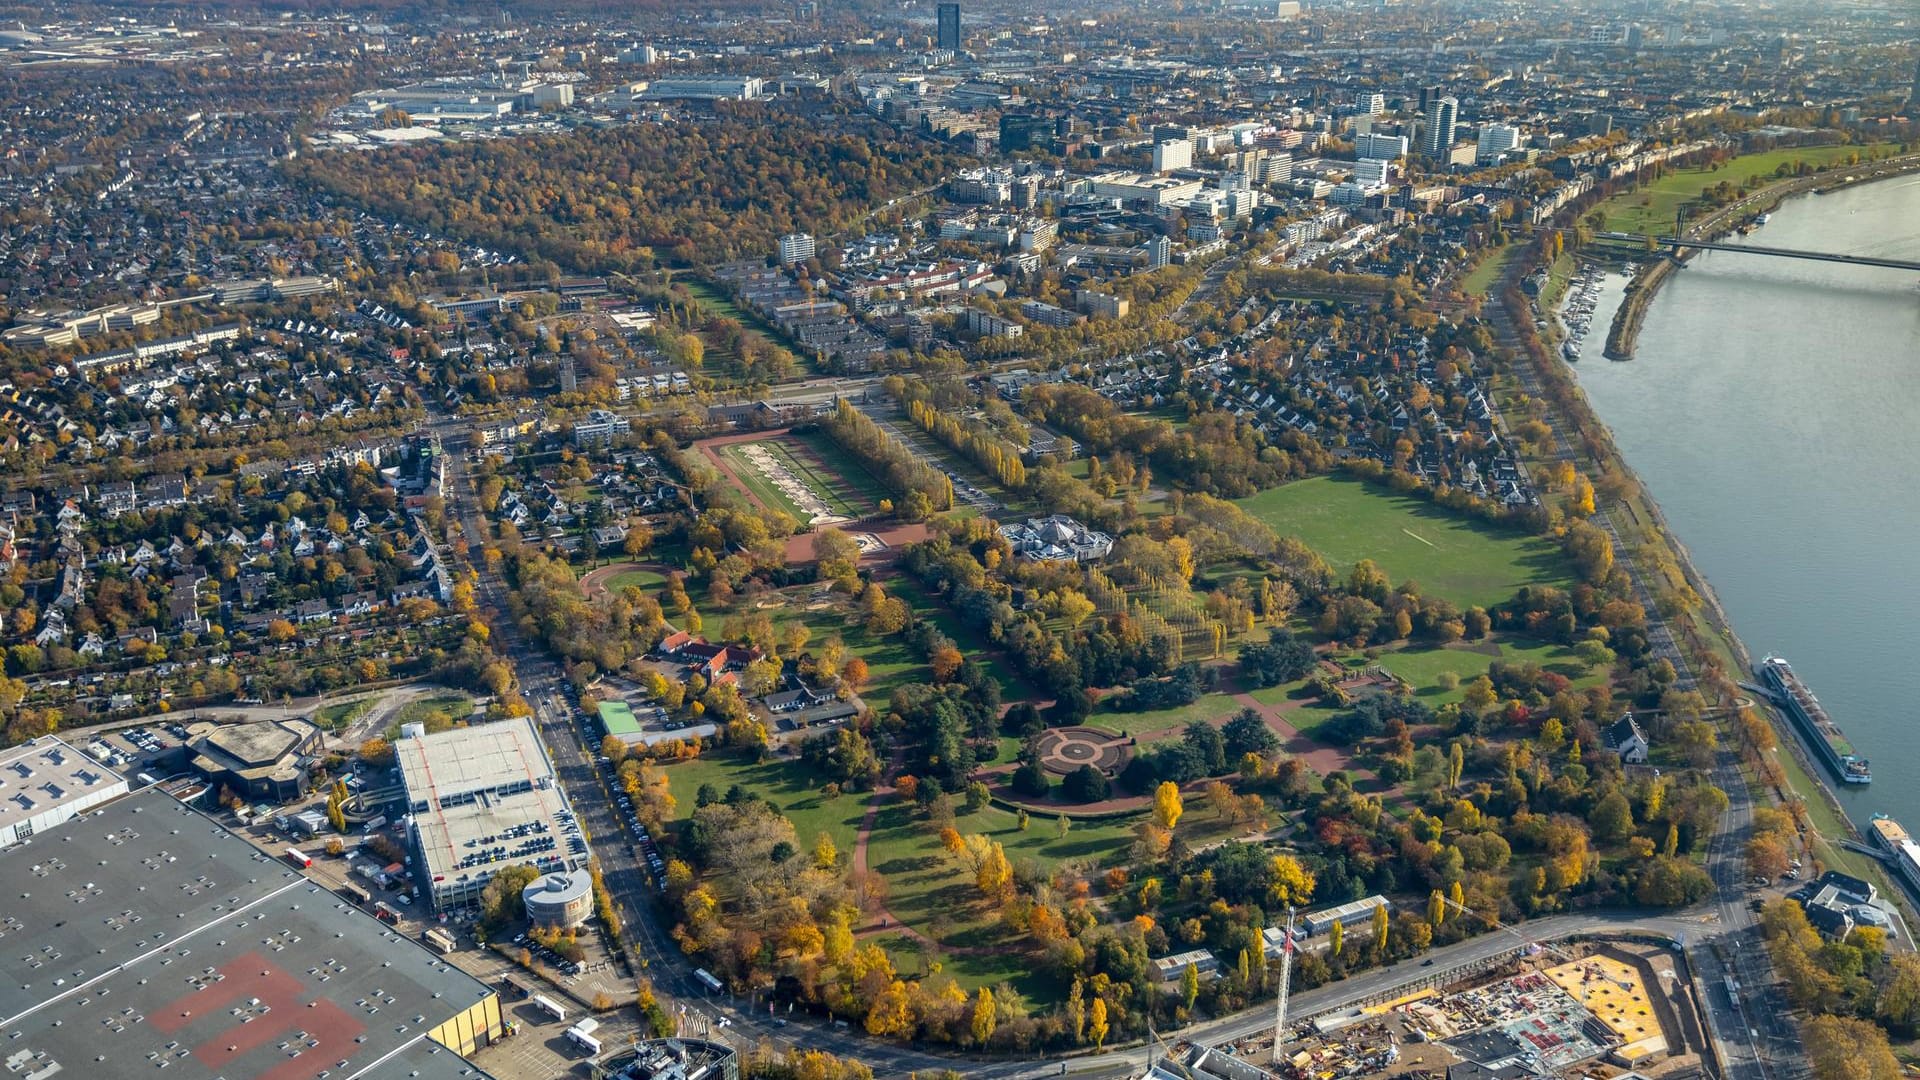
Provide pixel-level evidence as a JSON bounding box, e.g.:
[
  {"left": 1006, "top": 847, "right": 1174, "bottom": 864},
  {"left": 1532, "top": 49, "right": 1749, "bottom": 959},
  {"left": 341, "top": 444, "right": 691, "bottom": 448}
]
[
  {"left": 186, "top": 717, "right": 323, "bottom": 803},
  {"left": 0, "top": 736, "right": 126, "bottom": 847},
  {"left": 395, "top": 716, "right": 576, "bottom": 913},
  {"left": 608, "top": 1037, "right": 738, "bottom": 1080},
  {"left": 640, "top": 77, "right": 764, "bottom": 101},
  {"left": 0, "top": 790, "right": 503, "bottom": 1079},
  {"left": 523, "top": 868, "right": 595, "bottom": 928}
]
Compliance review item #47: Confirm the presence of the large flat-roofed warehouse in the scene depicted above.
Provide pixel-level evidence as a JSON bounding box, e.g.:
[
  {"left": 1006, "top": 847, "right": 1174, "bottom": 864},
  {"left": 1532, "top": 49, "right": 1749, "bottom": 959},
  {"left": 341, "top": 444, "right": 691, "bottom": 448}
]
[
  {"left": 0, "top": 790, "right": 503, "bottom": 1079},
  {"left": 187, "top": 717, "right": 323, "bottom": 802},
  {"left": 395, "top": 716, "right": 574, "bottom": 913},
  {"left": 0, "top": 736, "right": 127, "bottom": 845}
]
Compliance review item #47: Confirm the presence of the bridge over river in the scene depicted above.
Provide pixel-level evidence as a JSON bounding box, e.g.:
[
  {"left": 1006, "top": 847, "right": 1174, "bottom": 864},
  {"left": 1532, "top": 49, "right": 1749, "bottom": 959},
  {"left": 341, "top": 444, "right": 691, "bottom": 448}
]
[{"left": 1595, "top": 231, "right": 1920, "bottom": 272}]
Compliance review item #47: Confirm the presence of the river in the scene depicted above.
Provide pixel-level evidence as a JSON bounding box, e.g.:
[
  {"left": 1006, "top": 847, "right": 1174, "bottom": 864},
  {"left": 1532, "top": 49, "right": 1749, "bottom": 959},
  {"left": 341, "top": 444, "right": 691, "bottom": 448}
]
[{"left": 1567, "top": 173, "right": 1920, "bottom": 830}]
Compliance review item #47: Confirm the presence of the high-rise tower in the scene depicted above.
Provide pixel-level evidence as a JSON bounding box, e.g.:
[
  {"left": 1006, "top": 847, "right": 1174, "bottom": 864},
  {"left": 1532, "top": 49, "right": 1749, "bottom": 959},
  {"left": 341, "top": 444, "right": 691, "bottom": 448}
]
[{"left": 937, "top": 3, "right": 962, "bottom": 51}]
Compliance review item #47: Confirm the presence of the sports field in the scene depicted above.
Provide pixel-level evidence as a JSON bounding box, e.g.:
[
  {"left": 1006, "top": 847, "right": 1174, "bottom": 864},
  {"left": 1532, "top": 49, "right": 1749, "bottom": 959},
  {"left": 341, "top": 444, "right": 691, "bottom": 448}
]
[
  {"left": 715, "top": 436, "right": 874, "bottom": 524},
  {"left": 1600, "top": 144, "right": 1896, "bottom": 235},
  {"left": 1237, "top": 476, "right": 1572, "bottom": 609}
]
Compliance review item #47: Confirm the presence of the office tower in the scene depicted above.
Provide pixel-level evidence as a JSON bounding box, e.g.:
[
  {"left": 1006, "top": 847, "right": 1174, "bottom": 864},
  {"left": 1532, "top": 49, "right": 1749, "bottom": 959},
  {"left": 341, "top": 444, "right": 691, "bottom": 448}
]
[
  {"left": 937, "top": 3, "right": 962, "bottom": 51},
  {"left": 1000, "top": 112, "right": 1046, "bottom": 152},
  {"left": 1147, "top": 235, "right": 1172, "bottom": 270},
  {"left": 1152, "top": 138, "right": 1193, "bottom": 173},
  {"left": 1416, "top": 84, "right": 1441, "bottom": 113},
  {"left": 1422, "top": 95, "right": 1458, "bottom": 158},
  {"left": 1476, "top": 123, "right": 1521, "bottom": 164},
  {"left": 1354, "top": 132, "right": 1409, "bottom": 160}
]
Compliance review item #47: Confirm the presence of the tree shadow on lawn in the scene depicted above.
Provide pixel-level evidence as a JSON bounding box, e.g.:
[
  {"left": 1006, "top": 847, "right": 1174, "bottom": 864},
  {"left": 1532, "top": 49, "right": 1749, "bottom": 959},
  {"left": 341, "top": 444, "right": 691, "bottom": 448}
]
[
  {"left": 1005, "top": 832, "right": 1129, "bottom": 863},
  {"left": 874, "top": 853, "right": 943, "bottom": 878}
]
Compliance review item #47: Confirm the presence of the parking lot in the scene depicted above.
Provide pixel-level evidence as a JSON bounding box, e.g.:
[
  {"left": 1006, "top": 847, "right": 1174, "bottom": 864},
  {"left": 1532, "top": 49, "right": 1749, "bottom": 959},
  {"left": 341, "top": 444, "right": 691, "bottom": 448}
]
[{"left": 81, "top": 720, "right": 191, "bottom": 776}]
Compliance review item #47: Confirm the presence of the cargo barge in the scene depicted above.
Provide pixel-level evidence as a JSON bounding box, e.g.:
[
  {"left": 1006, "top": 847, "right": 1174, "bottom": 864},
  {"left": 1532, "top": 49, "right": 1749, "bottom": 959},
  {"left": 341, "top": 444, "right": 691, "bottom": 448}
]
[{"left": 1758, "top": 656, "right": 1870, "bottom": 784}]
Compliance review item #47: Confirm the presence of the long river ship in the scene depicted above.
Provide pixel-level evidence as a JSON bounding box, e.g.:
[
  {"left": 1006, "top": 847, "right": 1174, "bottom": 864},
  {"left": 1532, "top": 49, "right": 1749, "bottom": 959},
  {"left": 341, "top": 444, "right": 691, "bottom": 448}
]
[{"left": 1758, "top": 656, "right": 1871, "bottom": 784}]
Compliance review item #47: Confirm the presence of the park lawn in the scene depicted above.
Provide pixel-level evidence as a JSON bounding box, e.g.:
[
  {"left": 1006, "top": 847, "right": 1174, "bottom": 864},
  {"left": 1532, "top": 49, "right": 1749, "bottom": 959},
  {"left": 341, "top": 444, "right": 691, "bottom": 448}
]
[
  {"left": 789, "top": 430, "right": 892, "bottom": 510},
  {"left": 685, "top": 582, "right": 930, "bottom": 703},
  {"left": 865, "top": 932, "right": 1056, "bottom": 1001},
  {"left": 887, "top": 577, "right": 1033, "bottom": 702},
  {"left": 1087, "top": 691, "right": 1242, "bottom": 738},
  {"left": 314, "top": 697, "right": 372, "bottom": 732},
  {"left": 680, "top": 278, "right": 798, "bottom": 364},
  {"left": 1373, "top": 638, "right": 1603, "bottom": 705},
  {"left": 386, "top": 693, "right": 475, "bottom": 738},
  {"left": 864, "top": 801, "right": 1136, "bottom": 956},
  {"left": 606, "top": 568, "right": 668, "bottom": 594},
  {"left": 1275, "top": 700, "right": 1347, "bottom": 741},
  {"left": 1237, "top": 476, "right": 1573, "bottom": 610},
  {"left": 659, "top": 751, "right": 867, "bottom": 860},
  {"left": 1599, "top": 144, "right": 1897, "bottom": 235},
  {"left": 1461, "top": 244, "right": 1516, "bottom": 298}
]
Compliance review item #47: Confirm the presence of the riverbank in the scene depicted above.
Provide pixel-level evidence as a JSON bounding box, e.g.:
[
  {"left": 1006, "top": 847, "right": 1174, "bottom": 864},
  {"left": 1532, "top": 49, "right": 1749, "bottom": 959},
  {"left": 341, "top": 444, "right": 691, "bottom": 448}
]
[
  {"left": 1490, "top": 214, "right": 1884, "bottom": 901},
  {"left": 1548, "top": 181, "right": 1920, "bottom": 903},
  {"left": 1598, "top": 151, "right": 1920, "bottom": 359}
]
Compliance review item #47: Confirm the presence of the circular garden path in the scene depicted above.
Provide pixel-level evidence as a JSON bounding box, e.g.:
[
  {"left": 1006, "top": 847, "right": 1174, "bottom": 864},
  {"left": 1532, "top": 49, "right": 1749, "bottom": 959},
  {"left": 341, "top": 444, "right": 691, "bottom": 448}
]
[{"left": 1033, "top": 725, "right": 1131, "bottom": 776}]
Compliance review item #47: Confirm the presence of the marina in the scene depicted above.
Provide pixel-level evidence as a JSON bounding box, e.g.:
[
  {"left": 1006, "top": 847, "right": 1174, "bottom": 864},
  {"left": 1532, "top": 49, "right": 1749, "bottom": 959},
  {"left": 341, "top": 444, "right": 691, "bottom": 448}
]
[{"left": 1554, "top": 264, "right": 1606, "bottom": 362}]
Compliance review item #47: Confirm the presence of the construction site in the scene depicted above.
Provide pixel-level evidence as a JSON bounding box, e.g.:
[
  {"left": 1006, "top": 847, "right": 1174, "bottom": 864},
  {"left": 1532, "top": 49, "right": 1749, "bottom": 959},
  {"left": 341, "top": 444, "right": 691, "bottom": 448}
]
[{"left": 1149, "top": 938, "right": 1706, "bottom": 1080}]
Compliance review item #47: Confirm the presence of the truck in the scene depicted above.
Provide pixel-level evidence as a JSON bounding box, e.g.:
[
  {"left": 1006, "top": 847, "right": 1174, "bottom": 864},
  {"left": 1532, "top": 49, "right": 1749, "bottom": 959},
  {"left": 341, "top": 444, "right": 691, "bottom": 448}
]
[
  {"left": 362, "top": 815, "right": 388, "bottom": 833},
  {"left": 531, "top": 995, "right": 566, "bottom": 1023},
  {"left": 284, "top": 847, "right": 312, "bottom": 869},
  {"left": 339, "top": 881, "right": 372, "bottom": 906},
  {"left": 372, "top": 901, "right": 400, "bottom": 924},
  {"left": 566, "top": 1018, "right": 601, "bottom": 1055}
]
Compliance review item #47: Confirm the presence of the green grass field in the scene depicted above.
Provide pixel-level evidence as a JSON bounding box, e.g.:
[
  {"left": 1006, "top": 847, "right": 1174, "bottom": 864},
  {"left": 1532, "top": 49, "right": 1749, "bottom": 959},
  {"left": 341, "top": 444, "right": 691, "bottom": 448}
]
[
  {"left": 660, "top": 751, "right": 869, "bottom": 860},
  {"left": 314, "top": 697, "right": 372, "bottom": 732},
  {"left": 1087, "top": 691, "right": 1241, "bottom": 737},
  {"left": 682, "top": 581, "right": 930, "bottom": 705},
  {"left": 887, "top": 577, "right": 1031, "bottom": 701},
  {"left": 789, "top": 430, "right": 891, "bottom": 510},
  {"left": 1237, "top": 476, "right": 1572, "bottom": 610},
  {"left": 1462, "top": 244, "right": 1517, "bottom": 298},
  {"left": 1600, "top": 144, "right": 1896, "bottom": 235},
  {"left": 862, "top": 800, "right": 1138, "bottom": 1003},
  {"left": 605, "top": 568, "right": 667, "bottom": 594},
  {"left": 1373, "top": 638, "right": 1604, "bottom": 705},
  {"left": 385, "top": 693, "right": 474, "bottom": 738},
  {"left": 715, "top": 437, "right": 869, "bottom": 523}
]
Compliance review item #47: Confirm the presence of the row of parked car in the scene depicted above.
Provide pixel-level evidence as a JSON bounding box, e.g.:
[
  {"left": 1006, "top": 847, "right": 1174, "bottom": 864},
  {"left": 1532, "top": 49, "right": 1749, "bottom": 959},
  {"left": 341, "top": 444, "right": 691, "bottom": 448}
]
[
  {"left": 511, "top": 930, "right": 586, "bottom": 974},
  {"left": 611, "top": 791, "right": 668, "bottom": 883},
  {"left": 122, "top": 723, "right": 188, "bottom": 755}
]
